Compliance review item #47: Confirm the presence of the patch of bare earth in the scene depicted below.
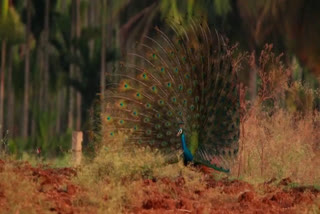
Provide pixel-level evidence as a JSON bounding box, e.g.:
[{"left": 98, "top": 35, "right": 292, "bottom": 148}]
[
  {"left": 0, "top": 159, "right": 319, "bottom": 213},
  {"left": 0, "top": 159, "right": 80, "bottom": 213},
  {"left": 131, "top": 177, "right": 320, "bottom": 214}
]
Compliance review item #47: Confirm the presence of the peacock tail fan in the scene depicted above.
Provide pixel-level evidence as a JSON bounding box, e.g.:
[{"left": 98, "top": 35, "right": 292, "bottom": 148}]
[{"left": 104, "top": 17, "right": 241, "bottom": 172}]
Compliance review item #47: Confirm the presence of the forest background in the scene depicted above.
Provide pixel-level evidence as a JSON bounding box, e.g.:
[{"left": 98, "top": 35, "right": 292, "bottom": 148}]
[{"left": 0, "top": 0, "right": 319, "bottom": 158}]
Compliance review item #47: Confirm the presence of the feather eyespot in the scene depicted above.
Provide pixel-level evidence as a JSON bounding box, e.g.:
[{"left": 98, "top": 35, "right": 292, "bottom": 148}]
[
  {"left": 151, "top": 86, "right": 157, "bottom": 92},
  {"left": 161, "top": 141, "right": 168, "bottom": 146},
  {"left": 144, "top": 118, "right": 150, "bottom": 123},
  {"left": 149, "top": 140, "right": 155, "bottom": 145},
  {"left": 183, "top": 99, "right": 187, "bottom": 105},
  {"left": 165, "top": 122, "right": 171, "bottom": 127},
  {"left": 142, "top": 73, "right": 147, "bottom": 79}
]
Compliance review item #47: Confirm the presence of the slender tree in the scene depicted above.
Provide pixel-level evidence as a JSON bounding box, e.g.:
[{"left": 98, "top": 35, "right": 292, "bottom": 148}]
[
  {"left": 100, "top": 0, "right": 106, "bottom": 111},
  {"left": 0, "top": 36, "right": 6, "bottom": 139},
  {"left": 22, "top": 0, "right": 31, "bottom": 139},
  {"left": 6, "top": 47, "right": 13, "bottom": 137},
  {"left": 0, "top": 0, "right": 9, "bottom": 139},
  {"left": 68, "top": 0, "right": 76, "bottom": 130},
  {"left": 44, "top": 0, "right": 50, "bottom": 106},
  {"left": 75, "top": 0, "right": 81, "bottom": 131}
]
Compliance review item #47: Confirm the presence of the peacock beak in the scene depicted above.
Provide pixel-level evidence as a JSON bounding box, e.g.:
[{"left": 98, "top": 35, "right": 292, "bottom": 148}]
[{"left": 177, "top": 129, "right": 182, "bottom": 136}]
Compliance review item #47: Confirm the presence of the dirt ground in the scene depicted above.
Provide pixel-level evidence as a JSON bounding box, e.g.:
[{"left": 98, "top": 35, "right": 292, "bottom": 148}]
[{"left": 0, "top": 160, "right": 319, "bottom": 214}]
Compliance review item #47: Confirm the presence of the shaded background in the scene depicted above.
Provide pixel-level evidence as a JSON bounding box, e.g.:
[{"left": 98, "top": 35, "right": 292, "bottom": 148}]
[{"left": 0, "top": 0, "right": 319, "bottom": 157}]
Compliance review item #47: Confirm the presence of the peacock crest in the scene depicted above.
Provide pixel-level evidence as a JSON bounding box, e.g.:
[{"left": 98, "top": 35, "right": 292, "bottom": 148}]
[{"left": 104, "top": 18, "right": 241, "bottom": 172}]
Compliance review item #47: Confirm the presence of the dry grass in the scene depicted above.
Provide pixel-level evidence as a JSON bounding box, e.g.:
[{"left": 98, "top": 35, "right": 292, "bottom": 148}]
[
  {"left": 73, "top": 140, "right": 205, "bottom": 213},
  {"left": 234, "top": 45, "right": 320, "bottom": 185},
  {"left": 0, "top": 161, "right": 52, "bottom": 213},
  {"left": 234, "top": 108, "right": 320, "bottom": 185}
]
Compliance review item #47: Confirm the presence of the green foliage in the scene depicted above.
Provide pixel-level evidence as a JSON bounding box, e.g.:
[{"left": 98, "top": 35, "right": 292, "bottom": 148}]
[
  {"left": 0, "top": 7, "right": 24, "bottom": 44},
  {"left": 213, "top": 0, "right": 231, "bottom": 16},
  {"left": 1, "top": 0, "right": 9, "bottom": 19},
  {"left": 7, "top": 114, "right": 72, "bottom": 159}
]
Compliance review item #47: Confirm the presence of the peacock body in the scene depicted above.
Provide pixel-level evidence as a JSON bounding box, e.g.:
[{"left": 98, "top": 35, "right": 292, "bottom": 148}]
[{"left": 104, "top": 19, "right": 240, "bottom": 173}]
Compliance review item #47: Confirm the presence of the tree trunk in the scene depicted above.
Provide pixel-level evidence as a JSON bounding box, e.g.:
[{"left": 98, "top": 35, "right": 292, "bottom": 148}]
[
  {"left": 100, "top": 0, "right": 106, "bottom": 111},
  {"left": 55, "top": 89, "right": 62, "bottom": 134},
  {"left": 75, "top": 0, "right": 81, "bottom": 131},
  {"left": 44, "top": 0, "right": 50, "bottom": 107},
  {"left": 60, "top": 0, "right": 67, "bottom": 12},
  {"left": 7, "top": 47, "right": 14, "bottom": 137},
  {"left": 68, "top": 0, "right": 76, "bottom": 131},
  {"left": 0, "top": 40, "right": 6, "bottom": 139},
  {"left": 23, "top": 0, "right": 31, "bottom": 139},
  {"left": 88, "top": 0, "right": 95, "bottom": 59}
]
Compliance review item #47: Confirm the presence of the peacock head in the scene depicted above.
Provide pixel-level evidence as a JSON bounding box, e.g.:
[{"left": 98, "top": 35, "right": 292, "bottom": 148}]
[{"left": 176, "top": 121, "right": 185, "bottom": 136}]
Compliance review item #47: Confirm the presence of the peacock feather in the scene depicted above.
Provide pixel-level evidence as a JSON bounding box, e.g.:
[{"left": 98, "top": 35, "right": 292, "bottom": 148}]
[{"left": 104, "top": 19, "right": 240, "bottom": 173}]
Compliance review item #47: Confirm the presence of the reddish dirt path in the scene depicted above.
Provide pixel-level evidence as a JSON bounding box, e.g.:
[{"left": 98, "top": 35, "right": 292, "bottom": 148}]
[
  {"left": 132, "top": 177, "right": 319, "bottom": 214},
  {"left": 0, "top": 160, "right": 319, "bottom": 213}
]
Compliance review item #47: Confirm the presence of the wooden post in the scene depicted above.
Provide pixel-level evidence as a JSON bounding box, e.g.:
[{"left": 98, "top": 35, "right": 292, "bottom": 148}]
[{"left": 72, "top": 131, "right": 82, "bottom": 166}]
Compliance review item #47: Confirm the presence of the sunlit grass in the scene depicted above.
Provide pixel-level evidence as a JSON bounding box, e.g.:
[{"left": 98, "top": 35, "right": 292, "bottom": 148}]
[{"left": 72, "top": 138, "right": 206, "bottom": 213}]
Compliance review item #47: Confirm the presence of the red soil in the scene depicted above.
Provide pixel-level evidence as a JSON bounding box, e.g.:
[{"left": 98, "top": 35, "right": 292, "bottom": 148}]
[
  {"left": 0, "top": 159, "right": 319, "bottom": 213},
  {"left": 134, "top": 177, "right": 319, "bottom": 213}
]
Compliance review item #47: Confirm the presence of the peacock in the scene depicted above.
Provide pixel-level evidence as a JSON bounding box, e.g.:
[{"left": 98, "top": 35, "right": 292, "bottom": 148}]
[{"left": 104, "top": 18, "right": 240, "bottom": 173}]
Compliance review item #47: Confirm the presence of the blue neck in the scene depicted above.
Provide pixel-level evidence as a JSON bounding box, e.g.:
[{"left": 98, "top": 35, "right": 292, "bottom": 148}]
[
  {"left": 180, "top": 133, "right": 193, "bottom": 162},
  {"left": 181, "top": 133, "right": 187, "bottom": 150}
]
